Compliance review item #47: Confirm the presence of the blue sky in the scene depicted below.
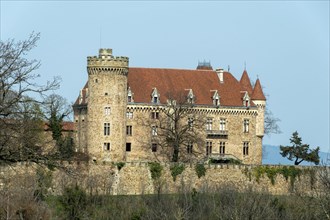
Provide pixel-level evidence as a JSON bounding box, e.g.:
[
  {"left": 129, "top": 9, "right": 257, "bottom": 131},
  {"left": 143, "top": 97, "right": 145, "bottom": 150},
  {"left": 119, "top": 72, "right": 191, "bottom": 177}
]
[{"left": 1, "top": 1, "right": 329, "bottom": 152}]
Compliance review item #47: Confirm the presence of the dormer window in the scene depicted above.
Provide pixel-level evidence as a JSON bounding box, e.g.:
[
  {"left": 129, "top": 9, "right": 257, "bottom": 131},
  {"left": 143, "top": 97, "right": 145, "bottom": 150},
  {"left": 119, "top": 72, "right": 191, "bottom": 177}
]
[
  {"left": 127, "top": 87, "right": 134, "bottom": 103},
  {"left": 187, "top": 89, "right": 195, "bottom": 104},
  {"left": 242, "top": 92, "right": 250, "bottom": 107},
  {"left": 151, "top": 88, "right": 160, "bottom": 104},
  {"left": 212, "top": 90, "right": 220, "bottom": 106}
]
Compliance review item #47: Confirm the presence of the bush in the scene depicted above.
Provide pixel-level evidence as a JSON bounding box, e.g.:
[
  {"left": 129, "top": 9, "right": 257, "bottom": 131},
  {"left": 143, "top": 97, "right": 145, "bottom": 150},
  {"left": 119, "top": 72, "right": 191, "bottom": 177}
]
[
  {"left": 60, "top": 185, "right": 87, "bottom": 220},
  {"left": 170, "top": 164, "right": 185, "bottom": 181},
  {"left": 116, "top": 162, "right": 125, "bottom": 171},
  {"left": 195, "top": 163, "right": 206, "bottom": 178},
  {"left": 148, "top": 162, "right": 163, "bottom": 180}
]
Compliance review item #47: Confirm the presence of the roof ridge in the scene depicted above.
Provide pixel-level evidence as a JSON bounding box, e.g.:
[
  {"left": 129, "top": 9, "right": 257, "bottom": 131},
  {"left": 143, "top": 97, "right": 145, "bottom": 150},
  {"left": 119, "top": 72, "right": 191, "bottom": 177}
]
[{"left": 129, "top": 67, "right": 216, "bottom": 72}]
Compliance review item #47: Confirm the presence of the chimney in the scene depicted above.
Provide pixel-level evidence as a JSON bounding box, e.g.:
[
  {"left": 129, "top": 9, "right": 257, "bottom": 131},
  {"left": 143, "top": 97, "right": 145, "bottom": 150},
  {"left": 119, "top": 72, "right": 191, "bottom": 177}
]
[{"left": 216, "top": 68, "right": 224, "bottom": 83}]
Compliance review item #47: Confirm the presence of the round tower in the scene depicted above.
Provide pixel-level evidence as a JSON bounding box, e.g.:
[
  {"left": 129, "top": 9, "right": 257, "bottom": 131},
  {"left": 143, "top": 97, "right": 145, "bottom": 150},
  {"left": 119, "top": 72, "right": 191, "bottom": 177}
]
[
  {"left": 87, "top": 48, "right": 129, "bottom": 162},
  {"left": 251, "top": 78, "right": 267, "bottom": 138}
]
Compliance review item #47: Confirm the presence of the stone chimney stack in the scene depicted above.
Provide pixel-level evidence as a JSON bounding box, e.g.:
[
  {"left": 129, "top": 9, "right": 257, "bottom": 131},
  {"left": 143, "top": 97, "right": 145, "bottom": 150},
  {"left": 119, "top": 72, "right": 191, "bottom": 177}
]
[{"left": 216, "top": 68, "right": 224, "bottom": 83}]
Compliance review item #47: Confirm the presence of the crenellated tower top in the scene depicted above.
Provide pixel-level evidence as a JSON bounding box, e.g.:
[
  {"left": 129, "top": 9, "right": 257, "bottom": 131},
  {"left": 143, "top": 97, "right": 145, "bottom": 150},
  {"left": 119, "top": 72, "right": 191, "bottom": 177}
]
[{"left": 87, "top": 48, "right": 129, "bottom": 75}]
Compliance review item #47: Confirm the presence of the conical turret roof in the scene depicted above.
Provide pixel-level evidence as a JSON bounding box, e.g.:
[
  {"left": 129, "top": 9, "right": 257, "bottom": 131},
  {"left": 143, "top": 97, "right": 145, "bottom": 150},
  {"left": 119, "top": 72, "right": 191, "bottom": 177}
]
[
  {"left": 251, "top": 79, "right": 266, "bottom": 100},
  {"left": 240, "top": 70, "right": 253, "bottom": 95}
]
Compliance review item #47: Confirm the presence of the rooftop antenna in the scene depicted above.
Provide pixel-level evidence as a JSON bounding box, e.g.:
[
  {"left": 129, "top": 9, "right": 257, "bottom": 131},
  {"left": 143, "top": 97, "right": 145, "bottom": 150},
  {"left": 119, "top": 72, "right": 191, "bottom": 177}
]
[
  {"left": 244, "top": 61, "right": 246, "bottom": 71},
  {"left": 228, "top": 65, "right": 230, "bottom": 72}
]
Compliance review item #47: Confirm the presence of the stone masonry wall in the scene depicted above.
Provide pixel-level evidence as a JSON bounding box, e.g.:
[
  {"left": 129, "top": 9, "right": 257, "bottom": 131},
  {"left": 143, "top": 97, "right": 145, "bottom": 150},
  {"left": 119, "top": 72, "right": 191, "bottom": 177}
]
[
  {"left": 125, "top": 106, "right": 262, "bottom": 165},
  {"left": 0, "top": 162, "right": 320, "bottom": 197}
]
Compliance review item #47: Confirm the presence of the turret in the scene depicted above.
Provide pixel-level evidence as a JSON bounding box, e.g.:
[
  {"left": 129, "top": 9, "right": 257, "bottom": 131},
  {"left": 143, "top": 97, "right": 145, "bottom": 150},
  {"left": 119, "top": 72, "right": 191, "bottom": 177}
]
[
  {"left": 87, "top": 48, "right": 129, "bottom": 162},
  {"left": 251, "top": 78, "right": 266, "bottom": 137}
]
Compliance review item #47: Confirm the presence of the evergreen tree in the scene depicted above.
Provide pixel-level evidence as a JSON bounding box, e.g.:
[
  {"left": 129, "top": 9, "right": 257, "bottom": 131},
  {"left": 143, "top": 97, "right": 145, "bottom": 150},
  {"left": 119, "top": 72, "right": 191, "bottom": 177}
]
[{"left": 280, "top": 131, "right": 320, "bottom": 165}]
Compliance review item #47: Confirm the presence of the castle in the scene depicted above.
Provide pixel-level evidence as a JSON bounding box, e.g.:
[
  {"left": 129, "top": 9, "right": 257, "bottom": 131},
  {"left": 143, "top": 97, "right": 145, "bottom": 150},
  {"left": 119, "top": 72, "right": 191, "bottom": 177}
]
[{"left": 73, "top": 49, "right": 266, "bottom": 164}]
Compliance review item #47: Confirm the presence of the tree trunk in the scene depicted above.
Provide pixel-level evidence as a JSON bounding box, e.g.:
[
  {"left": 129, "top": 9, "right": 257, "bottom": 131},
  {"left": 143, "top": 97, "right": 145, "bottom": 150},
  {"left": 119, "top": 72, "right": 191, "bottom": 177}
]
[
  {"left": 294, "top": 158, "right": 303, "bottom": 165},
  {"left": 172, "top": 145, "right": 179, "bottom": 162}
]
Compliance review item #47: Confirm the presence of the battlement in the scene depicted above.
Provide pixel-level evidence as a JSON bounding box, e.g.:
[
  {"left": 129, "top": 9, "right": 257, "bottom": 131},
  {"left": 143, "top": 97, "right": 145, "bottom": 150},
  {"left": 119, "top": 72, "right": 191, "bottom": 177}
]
[{"left": 87, "top": 48, "right": 129, "bottom": 68}]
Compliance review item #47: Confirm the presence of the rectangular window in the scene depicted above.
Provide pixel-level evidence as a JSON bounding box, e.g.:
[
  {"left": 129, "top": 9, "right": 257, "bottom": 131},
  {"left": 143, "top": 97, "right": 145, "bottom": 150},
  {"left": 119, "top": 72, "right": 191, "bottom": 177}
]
[
  {"left": 153, "top": 97, "right": 158, "bottom": 103},
  {"left": 152, "top": 143, "right": 157, "bottom": 152},
  {"left": 104, "top": 123, "right": 110, "bottom": 136},
  {"left": 220, "top": 118, "right": 226, "bottom": 131},
  {"left": 243, "top": 142, "right": 249, "bottom": 156},
  {"left": 128, "top": 95, "right": 132, "bottom": 102},
  {"left": 206, "top": 141, "right": 212, "bottom": 156},
  {"left": 152, "top": 126, "right": 158, "bottom": 136},
  {"left": 126, "top": 125, "right": 132, "bottom": 136},
  {"left": 104, "top": 106, "right": 111, "bottom": 115},
  {"left": 187, "top": 142, "right": 193, "bottom": 154},
  {"left": 206, "top": 118, "right": 213, "bottom": 131},
  {"left": 126, "top": 143, "right": 131, "bottom": 152},
  {"left": 151, "top": 111, "right": 159, "bottom": 119},
  {"left": 104, "top": 142, "right": 110, "bottom": 151},
  {"left": 126, "top": 111, "right": 133, "bottom": 119},
  {"left": 243, "top": 119, "right": 249, "bottom": 133},
  {"left": 219, "top": 142, "right": 225, "bottom": 154}
]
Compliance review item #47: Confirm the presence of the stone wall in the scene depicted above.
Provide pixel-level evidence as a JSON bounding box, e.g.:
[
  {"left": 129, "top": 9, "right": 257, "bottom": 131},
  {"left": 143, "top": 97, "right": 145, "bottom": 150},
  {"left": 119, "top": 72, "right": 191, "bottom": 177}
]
[
  {"left": 124, "top": 105, "right": 262, "bottom": 164},
  {"left": 0, "top": 162, "right": 321, "bottom": 197}
]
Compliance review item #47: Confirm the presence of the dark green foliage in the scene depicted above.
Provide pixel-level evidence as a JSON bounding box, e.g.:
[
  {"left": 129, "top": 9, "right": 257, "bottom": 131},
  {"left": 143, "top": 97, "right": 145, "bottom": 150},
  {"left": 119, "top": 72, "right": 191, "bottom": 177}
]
[
  {"left": 49, "top": 111, "right": 63, "bottom": 144},
  {"left": 148, "top": 162, "right": 163, "bottom": 180},
  {"left": 58, "top": 135, "right": 75, "bottom": 159},
  {"left": 280, "top": 131, "right": 320, "bottom": 165},
  {"left": 170, "top": 164, "right": 185, "bottom": 181},
  {"left": 48, "top": 188, "right": 329, "bottom": 220},
  {"left": 44, "top": 94, "right": 73, "bottom": 160},
  {"left": 116, "top": 162, "right": 125, "bottom": 171},
  {"left": 249, "top": 166, "right": 302, "bottom": 187},
  {"left": 60, "top": 185, "right": 87, "bottom": 220},
  {"left": 195, "top": 163, "right": 206, "bottom": 178}
]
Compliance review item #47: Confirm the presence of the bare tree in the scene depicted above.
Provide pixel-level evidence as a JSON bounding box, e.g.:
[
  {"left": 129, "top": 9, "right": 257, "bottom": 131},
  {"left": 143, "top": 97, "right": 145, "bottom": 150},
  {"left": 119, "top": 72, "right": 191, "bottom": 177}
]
[
  {"left": 0, "top": 32, "right": 60, "bottom": 165},
  {"left": 264, "top": 108, "right": 281, "bottom": 135},
  {"left": 140, "top": 93, "right": 206, "bottom": 162}
]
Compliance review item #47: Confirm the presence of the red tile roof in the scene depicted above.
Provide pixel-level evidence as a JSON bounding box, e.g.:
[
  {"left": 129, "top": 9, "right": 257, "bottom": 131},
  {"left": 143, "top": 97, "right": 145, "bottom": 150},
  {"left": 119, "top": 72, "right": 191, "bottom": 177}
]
[
  {"left": 44, "top": 121, "right": 75, "bottom": 132},
  {"left": 239, "top": 70, "right": 253, "bottom": 95},
  {"left": 127, "top": 67, "right": 243, "bottom": 106},
  {"left": 251, "top": 79, "right": 266, "bottom": 100},
  {"left": 74, "top": 67, "right": 265, "bottom": 107}
]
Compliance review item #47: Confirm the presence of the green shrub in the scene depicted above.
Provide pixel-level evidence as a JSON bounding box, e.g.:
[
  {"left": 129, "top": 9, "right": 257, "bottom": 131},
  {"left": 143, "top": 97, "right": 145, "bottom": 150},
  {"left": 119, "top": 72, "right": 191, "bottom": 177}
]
[
  {"left": 148, "top": 162, "right": 163, "bottom": 180},
  {"left": 170, "top": 164, "right": 185, "bottom": 181},
  {"left": 249, "top": 166, "right": 302, "bottom": 187},
  {"left": 60, "top": 185, "right": 87, "bottom": 220},
  {"left": 116, "top": 162, "right": 125, "bottom": 171},
  {"left": 195, "top": 163, "right": 206, "bottom": 178}
]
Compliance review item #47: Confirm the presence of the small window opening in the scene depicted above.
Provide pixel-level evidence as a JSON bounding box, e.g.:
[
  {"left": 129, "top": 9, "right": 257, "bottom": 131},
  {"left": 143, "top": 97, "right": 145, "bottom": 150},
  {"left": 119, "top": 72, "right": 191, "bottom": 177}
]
[{"left": 126, "top": 143, "right": 131, "bottom": 152}]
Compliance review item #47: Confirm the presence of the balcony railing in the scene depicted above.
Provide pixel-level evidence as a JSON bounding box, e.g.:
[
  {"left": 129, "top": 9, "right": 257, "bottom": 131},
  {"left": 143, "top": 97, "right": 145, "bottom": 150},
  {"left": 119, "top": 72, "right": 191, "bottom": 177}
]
[{"left": 206, "top": 130, "right": 228, "bottom": 137}]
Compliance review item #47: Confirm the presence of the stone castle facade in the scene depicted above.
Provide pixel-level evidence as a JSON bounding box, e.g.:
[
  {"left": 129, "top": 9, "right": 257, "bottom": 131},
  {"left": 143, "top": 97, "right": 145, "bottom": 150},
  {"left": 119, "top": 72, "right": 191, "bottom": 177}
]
[{"left": 73, "top": 49, "right": 266, "bottom": 164}]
